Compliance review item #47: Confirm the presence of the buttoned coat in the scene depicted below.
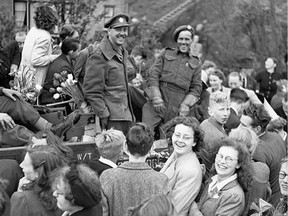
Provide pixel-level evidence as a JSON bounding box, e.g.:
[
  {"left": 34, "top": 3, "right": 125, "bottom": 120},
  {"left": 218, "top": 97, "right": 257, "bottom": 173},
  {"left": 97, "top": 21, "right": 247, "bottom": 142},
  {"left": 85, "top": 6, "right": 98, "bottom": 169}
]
[
  {"left": 143, "top": 48, "right": 202, "bottom": 128},
  {"left": 20, "top": 27, "right": 58, "bottom": 86},
  {"left": 83, "top": 37, "right": 133, "bottom": 121},
  {"left": 148, "top": 47, "right": 202, "bottom": 97},
  {"left": 191, "top": 179, "right": 245, "bottom": 216},
  {"left": 161, "top": 151, "right": 203, "bottom": 216}
]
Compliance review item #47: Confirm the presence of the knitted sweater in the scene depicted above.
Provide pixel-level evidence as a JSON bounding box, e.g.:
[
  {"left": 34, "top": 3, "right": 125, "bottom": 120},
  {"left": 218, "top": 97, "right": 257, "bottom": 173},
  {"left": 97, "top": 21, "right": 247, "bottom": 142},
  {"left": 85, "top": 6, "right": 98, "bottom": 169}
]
[{"left": 100, "top": 161, "right": 170, "bottom": 216}]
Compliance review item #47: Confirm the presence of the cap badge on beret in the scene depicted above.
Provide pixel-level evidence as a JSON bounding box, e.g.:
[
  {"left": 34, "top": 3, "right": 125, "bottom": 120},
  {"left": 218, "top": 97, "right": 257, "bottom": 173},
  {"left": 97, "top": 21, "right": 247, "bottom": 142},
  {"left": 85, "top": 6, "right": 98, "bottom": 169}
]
[{"left": 187, "top": 25, "right": 192, "bottom": 30}]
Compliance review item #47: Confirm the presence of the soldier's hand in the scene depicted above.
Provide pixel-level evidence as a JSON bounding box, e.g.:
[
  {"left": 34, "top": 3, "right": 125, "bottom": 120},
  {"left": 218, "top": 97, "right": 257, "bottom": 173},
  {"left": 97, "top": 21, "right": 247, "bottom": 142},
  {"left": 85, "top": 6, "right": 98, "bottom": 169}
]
[
  {"left": 0, "top": 113, "right": 16, "bottom": 130},
  {"left": 152, "top": 97, "right": 166, "bottom": 117}
]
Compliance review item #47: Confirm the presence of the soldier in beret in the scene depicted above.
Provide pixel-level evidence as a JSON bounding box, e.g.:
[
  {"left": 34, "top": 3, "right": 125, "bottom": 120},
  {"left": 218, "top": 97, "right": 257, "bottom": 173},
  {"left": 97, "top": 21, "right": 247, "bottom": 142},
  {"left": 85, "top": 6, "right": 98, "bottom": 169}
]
[
  {"left": 83, "top": 14, "right": 134, "bottom": 135},
  {"left": 142, "top": 25, "right": 202, "bottom": 135}
]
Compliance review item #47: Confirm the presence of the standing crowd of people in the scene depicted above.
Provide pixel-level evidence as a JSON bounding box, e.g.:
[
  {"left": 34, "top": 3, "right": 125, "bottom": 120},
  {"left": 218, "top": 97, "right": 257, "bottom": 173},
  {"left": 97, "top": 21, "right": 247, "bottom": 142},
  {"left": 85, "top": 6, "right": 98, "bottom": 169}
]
[{"left": 0, "top": 3, "right": 287, "bottom": 216}]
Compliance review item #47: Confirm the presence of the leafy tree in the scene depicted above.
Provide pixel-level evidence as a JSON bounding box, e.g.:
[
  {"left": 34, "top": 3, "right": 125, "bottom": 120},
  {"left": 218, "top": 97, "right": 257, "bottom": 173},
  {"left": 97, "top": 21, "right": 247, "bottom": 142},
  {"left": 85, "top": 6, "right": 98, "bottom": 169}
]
[
  {"left": 125, "top": 18, "right": 163, "bottom": 56},
  {"left": 234, "top": 0, "right": 287, "bottom": 68},
  {"left": 52, "top": 0, "right": 104, "bottom": 47},
  {"left": 0, "top": 7, "right": 16, "bottom": 47}
]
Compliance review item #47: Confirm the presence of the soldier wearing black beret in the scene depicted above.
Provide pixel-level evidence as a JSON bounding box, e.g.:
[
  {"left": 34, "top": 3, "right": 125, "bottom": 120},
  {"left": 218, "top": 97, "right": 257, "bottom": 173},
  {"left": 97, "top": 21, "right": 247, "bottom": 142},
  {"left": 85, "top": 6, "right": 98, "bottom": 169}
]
[
  {"left": 142, "top": 25, "right": 202, "bottom": 139},
  {"left": 83, "top": 13, "right": 134, "bottom": 135}
]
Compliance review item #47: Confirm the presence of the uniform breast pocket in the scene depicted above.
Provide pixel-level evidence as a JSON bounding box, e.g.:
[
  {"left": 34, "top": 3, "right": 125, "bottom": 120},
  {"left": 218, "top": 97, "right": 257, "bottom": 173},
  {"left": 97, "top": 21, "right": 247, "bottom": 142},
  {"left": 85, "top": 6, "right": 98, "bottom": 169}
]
[
  {"left": 107, "top": 65, "right": 125, "bottom": 86},
  {"left": 162, "top": 55, "right": 178, "bottom": 78}
]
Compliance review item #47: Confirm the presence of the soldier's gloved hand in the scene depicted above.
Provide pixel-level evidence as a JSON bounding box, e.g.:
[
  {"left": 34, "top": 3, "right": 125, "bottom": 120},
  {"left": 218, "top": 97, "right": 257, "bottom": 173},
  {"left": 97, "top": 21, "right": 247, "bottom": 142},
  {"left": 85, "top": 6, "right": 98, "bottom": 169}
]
[
  {"left": 152, "top": 97, "right": 166, "bottom": 116},
  {"left": 179, "top": 104, "right": 190, "bottom": 117}
]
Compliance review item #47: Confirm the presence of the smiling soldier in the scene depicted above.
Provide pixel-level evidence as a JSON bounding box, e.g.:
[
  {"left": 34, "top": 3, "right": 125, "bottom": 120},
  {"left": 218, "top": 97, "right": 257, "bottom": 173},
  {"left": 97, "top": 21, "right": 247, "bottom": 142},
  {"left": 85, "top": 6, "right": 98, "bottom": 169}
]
[
  {"left": 83, "top": 14, "right": 134, "bottom": 135},
  {"left": 142, "top": 25, "right": 202, "bottom": 136}
]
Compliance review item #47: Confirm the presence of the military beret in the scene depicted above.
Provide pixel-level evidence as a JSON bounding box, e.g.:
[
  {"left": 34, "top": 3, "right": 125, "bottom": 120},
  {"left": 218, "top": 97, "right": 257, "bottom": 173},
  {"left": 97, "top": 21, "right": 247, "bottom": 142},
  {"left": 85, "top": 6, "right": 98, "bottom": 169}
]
[
  {"left": 104, "top": 13, "right": 130, "bottom": 29},
  {"left": 173, "top": 25, "right": 195, "bottom": 42}
]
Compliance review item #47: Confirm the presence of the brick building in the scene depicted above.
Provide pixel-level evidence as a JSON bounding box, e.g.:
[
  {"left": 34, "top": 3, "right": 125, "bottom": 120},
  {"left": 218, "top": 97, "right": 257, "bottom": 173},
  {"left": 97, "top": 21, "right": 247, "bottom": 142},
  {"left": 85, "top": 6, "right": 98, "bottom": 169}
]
[{"left": 1, "top": 0, "right": 128, "bottom": 35}]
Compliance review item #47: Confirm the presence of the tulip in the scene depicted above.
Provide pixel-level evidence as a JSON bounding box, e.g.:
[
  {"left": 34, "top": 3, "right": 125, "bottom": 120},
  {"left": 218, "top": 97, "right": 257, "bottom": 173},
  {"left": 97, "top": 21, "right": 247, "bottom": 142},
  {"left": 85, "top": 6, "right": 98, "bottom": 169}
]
[
  {"left": 49, "top": 87, "right": 56, "bottom": 93},
  {"left": 35, "top": 84, "right": 43, "bottom": 92},
  {"left": 56, "top": 87, "right": 63, "bottom": 92},
  {"left": 53, "top": 93, "right": 60, "bottom": 99}
]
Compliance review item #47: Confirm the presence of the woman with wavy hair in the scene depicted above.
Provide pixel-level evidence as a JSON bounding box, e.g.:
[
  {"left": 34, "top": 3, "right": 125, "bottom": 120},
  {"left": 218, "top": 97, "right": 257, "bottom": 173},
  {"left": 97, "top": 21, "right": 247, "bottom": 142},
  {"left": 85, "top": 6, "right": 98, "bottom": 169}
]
[
  {"left": 28, "top": 131, "right": 74, "bottom": 163},
  {"left": 229, "top": 127, "right": 271, "bottom": 216},
  {"left": 19, "top": 3, "right": 59, "bottom": 86},
  {"left": 51, "top": 163, "right": 102, "bottom": 216},
  {"left": 190, "top": 138, "right": 254, "bottom": 216},
  {"left": 160, "top": 116, "right": 204, "bottom": 216},
  {"left": 207, "top": 69, "right": 231, "bottom": 97},
  {"left": 10, "top": 145, "right": 66, "bottom": 216}
]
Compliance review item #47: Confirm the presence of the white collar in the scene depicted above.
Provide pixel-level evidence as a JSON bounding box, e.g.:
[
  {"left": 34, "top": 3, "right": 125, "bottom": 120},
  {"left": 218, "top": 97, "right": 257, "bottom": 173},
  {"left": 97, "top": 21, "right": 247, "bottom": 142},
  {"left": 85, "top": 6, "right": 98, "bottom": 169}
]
[
  {"left": 99, "top": 156, "right": 117, "bottom": 168},
  {"left": 209, "top": 173, "right": 238, "bottom": 193},
  {"left": 230, "top": 106, "right": 239, "bottom": 116}
]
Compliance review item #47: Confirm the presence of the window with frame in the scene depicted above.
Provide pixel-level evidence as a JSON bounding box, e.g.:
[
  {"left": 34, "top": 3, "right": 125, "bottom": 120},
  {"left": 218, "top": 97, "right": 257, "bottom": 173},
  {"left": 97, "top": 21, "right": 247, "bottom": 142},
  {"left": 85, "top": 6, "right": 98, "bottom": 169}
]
[{"left": 104, "top": 5, "right": 115, "bottom": 24}]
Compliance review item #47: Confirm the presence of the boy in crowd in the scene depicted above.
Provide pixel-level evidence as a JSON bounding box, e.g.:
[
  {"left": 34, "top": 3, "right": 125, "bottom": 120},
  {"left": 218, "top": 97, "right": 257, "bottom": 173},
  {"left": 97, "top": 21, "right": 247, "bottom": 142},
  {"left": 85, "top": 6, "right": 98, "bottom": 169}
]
[
  {"left": 100, "top": 123, "right": 169, "bottom": 216},
  {"left": 224, "top": 88, "right": 249, "bottom": 133},
  {"left": 88, "top": 128, "right": 125, "bottom": 176},
  {"left": 197, "top": 91, "right": 230, "bottom": 179}
]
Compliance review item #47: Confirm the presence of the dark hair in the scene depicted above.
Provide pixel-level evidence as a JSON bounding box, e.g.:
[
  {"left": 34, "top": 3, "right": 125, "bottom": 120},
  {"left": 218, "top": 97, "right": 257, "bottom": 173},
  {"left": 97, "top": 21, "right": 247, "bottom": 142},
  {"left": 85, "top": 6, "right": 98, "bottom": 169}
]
[
  {"left": 281, "top": 156, "right": 288, "bottom": 165},
  {"left": 126, "top": 123, "right": 154, "bottom": 156},
  {"left": 202, "top": 60, "right": 216, "bottom": 71},
  {"left": 161, "top": 116, "right": 205, "bottom": 152},
  {"left": 243, "top": 104, "right": 271, "bottom": 132},
  {"left": 211, "top": 138, "right": 254, "bottom": 192},
  {"left": 61, "top": 38, "right": 80, "bottom": 55},
  {"left": 210, "top": 69, "right": 226, "bottom": 82},
  {"left": 22, "top": 145, "right": 66, "bottom": 210},
  {"left": 51, "top": 163, "right": 102, "bottom": 209},
  {"left": 59, "top": 25, "right": 75, "bottom": 41},
  {"left": 266, "top": 117, "right": 287, "bottom": 132},
  {"left": 229, "top": 88, "right": 248, "bottom": 103},
  {"left": 34, "top": 4, "right": 58, "bottom": 31},
  {"left": 28, "top": 131, "right": 73, "bottom": 163}
]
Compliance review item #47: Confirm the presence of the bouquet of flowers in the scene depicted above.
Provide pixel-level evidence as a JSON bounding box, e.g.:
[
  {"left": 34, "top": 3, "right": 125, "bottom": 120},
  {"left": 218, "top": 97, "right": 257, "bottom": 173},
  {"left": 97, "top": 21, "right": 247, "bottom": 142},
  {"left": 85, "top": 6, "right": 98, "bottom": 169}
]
[
  {"left": 250, "top": 198, "right": 274, "bottom": 216},
  {"left": 51, "top": 70, "right": 91, "bottom": 113},
  {"left": 11, "top": 65, "right": 42, "bottom": 104}
]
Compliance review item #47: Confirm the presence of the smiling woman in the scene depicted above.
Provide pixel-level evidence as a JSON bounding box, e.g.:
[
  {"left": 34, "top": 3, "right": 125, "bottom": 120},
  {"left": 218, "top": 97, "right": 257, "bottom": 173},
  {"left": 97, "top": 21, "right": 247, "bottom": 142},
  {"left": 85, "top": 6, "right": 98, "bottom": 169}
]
[
  {"left": 160, "top": 116, "right": 204, "bottom": 216},
  {"left": 190, "top": 138, "right": 254, "bottom": 216}
]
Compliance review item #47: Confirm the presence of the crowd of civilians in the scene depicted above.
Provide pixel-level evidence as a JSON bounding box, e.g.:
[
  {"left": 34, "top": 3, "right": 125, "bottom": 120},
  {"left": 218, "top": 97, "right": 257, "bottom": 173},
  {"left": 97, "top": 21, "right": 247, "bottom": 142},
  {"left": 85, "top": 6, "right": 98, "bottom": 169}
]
[{"left": 0, "top": 3, "right": 287, "bottom": 216}]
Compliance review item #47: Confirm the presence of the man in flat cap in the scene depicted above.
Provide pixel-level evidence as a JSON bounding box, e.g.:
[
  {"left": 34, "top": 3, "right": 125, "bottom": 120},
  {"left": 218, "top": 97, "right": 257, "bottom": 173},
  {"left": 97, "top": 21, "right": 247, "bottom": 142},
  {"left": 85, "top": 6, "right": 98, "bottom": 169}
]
[
  {"left": 83, "top": 13, "right": 134, "bottom": 135},
  {"left": 142, "top": 25, "right": 202, "bottom": 136}
]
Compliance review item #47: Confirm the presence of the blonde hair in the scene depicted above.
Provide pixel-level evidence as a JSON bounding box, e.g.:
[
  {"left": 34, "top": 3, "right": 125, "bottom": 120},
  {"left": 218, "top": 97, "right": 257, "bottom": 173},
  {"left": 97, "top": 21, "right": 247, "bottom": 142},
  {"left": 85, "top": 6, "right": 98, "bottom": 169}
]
[
  {"left": 209, "top": 91, "right": 229, "bottom": 107},
  {"left": 95, "top": 129, "right": 125, "bottom": 160},
  {"left": 229, "top": 127, "right": 259, "bottom": 155}
]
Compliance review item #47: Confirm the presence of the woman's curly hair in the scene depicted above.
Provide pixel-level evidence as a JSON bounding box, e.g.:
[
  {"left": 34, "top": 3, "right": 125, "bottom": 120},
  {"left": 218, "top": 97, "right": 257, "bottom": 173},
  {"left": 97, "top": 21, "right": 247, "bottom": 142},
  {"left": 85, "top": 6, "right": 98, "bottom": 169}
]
[
  {"left": 34, "top": 4, "right": 58, "bottom": 31},
  {"left": 161, "top": 116, "right": 205, "bottom": 152},
  {"left": 210, "top": 138, "right": 254, "bottom": 192}
]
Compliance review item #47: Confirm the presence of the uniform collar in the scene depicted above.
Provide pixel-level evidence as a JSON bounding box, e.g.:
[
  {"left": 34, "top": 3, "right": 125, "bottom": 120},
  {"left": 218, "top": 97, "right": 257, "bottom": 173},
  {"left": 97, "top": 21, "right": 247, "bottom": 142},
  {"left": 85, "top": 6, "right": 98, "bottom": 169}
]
[{"left": 99, "top": 36, "right": 126, "bottom": 61}]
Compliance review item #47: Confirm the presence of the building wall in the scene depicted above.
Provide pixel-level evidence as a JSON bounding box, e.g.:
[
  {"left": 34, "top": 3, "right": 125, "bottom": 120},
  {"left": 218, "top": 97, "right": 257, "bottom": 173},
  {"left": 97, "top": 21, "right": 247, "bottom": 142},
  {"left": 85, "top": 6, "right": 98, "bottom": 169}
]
[{"left": 86, "top": 0, "right": 128, "bottom": 40}]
